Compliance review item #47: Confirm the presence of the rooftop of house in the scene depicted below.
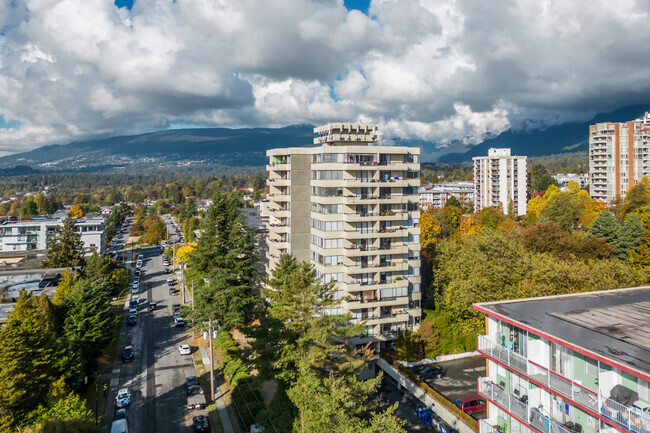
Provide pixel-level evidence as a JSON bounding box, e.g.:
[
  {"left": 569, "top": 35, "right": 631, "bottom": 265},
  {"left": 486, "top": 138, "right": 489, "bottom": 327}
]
[{"left": 474, "top": 286, "right": 650, "bottom": 379}]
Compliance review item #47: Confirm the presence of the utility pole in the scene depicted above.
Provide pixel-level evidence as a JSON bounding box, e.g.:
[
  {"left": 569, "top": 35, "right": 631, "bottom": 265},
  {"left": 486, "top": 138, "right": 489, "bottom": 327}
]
[
  {"left": 181, "top": 259, "right": 186, "bottom": 304},
  {"left": 191, "top": 283, "right": 194, "bottom": 310},
  {"left": 209, "top": 319, "right": 215, "bottom": 401}
]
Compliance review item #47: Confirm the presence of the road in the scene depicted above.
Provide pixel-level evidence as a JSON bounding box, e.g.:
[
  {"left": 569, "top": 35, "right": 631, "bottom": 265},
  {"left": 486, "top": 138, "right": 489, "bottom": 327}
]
[{"left": 103, "top": 246, "right": 203, "bottom": 432}]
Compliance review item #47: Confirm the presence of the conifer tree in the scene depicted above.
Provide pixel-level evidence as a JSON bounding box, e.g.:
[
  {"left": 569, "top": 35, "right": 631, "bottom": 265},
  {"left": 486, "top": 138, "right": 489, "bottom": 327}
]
[{"left": 43, "top": 217, "right": 85, "bottom": 269}]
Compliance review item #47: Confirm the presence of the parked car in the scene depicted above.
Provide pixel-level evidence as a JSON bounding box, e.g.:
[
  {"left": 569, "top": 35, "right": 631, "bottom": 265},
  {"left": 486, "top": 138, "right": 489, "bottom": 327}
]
[
  {"left": 116, "top": 388, "right": 131, "bottom": 408},
  {"left": 417, "top": 365, "right": 445, "bottom": 379},
  {"left": 455, "top": 395, "right": 486, "bottom": 415},
  {"left": 149, "top": 301, "right": 157, "bottom": 311},
  {"left": 174, "top": 316, "right": 185, "bottom": 327},
  {"left": 186, "top": 376, "right": 199, "bottom": 389},
  {"left": 127, "top": 315, "right": 137, "bottom": 326},
  {"left": 129, "top": 307, "right": 137, "bottom": 317},
  {"left": 114, "top": 408, "right": 126, "bottom": 421},
  {"left": 136, "top": 260, "right": 143, "bottom": 268},
  {"left": 193, "top": 415, "right": 209, "bottom": 433},
  {"left": 129, "top": 298, "right": 138, "bottom": 309},
  {"left": 167, "top": 277, "right": 175, "bottom": 286},
  {"left": 179, "top": 344, "right": 191, "bottom": 355},
  {"left": 172, "top": 303, "right": 181, "bottom": 313},
  {"left": 122, "top": 345, "right": 134, "bottom": 362},
  {"left": 187, "top": 385, "right": 206, "bottom": 410}
]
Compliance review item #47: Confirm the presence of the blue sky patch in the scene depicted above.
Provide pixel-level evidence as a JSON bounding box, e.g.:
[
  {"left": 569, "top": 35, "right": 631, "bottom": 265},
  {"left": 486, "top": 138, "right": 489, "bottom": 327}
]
[
  {"left": 344, "top": 0, "right": 370, "bottom": 15},
  {"left": 0, "top": 116, "right": 21, "bottom": 129},
  {"left": 114, "top": 0, "right": 134, "bottom": 10}
]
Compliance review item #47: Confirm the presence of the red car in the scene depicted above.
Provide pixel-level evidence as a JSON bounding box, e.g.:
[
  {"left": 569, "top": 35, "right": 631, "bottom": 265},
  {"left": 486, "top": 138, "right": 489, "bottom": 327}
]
[{"left": 455, "top": 395, "right": 486, "bottom": 414}]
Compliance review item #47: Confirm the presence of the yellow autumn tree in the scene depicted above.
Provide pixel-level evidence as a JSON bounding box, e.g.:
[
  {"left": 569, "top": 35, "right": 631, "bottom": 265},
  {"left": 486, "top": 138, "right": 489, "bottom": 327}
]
[
  {"left": 176, "top": 243, "right": 196, "bottom": 264},
  {"left": 575, "top": 190, "right": 605, "bottom": 228},
  {"left": 543, "top": 184, "right": 561, "bottom": 200},
  {"left": 458, "top": 213, "right": 481, "bottom": 237},
  {"left": 69, "top": 204, "right": 86, "bottom": 218},
  {"left": 564, "top": 180, "right": 581, "bottom": 195},
  {"left": 526, "top": 196, "right": 547, "bottom": 219},
  {"left": 53, "top": 269, "right": 80, "bottom": 305},
  {"left": 420, "top": 213, "right": 441, "bottom": 253},
  {"left": 635, "top": 204, "right": 650, "bottom": 227}
]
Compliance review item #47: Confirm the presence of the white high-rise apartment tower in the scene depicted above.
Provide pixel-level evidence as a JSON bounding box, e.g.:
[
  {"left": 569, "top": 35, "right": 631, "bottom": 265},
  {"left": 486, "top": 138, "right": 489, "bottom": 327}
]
[
  {"left": 589, "top": 113, "right": 650, "bottom": 203},
  {"left": 266, "top": 123, "right": 421, "bottom": 351},
  {"left": 473, "top": 148, "right": 527, "bottom": 216}
]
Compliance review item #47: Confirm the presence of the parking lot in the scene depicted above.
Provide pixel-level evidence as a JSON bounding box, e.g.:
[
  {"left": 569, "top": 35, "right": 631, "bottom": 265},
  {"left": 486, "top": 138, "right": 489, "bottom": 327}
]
[{"left": 381, "top": 356, "right": 487, "bottom": 432}]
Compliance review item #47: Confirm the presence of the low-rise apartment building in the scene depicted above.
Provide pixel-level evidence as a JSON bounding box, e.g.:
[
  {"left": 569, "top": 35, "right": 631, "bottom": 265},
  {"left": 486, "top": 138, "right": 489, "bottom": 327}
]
[
  {"left": 419, "top": 181, "right": 474, "bottom": 211},
  {"left": 474, "top": 287, "right": 650, "bottom": 433},
  {"left": 0, "top": 218, "right": 105, "bottom": 254},
  {"left": 266, "top": 123, "right": 421, "bottom": 350}
]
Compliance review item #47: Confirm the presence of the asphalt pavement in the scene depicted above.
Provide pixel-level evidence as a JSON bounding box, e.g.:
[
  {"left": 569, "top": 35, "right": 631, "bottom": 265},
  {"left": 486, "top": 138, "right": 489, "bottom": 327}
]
[{"left": 102, "top": 244, "right": 203, "bottom": 433}]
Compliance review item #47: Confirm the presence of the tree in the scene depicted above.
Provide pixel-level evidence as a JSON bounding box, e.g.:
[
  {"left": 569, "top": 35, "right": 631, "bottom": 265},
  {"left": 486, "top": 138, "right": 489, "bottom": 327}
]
[
  {"left": 417, "top": 320, "right": 441, "bottom": 359},
  {"left": 189, "top": 191, "right": 256, "bottom": 329},
  {"left": 540, "top": 192, "right": 582, "bottom": 231},
  {"left": 395, "top": 329, "right": 422, "bottom": 362},
  {"left": 589, "top": 210, "right": 622, "bottom": 259},
  {"left": 19, "top": 199, "right": 38, "bottom": 218},
  {"left": 63, "top": 280, "right": 114, "bottom": 367},
  {"left": 69, "top": 205, "right": 86, "bottom": 218},
  {"left": 43, "top": 217, "right": 85, "bottom": 269},
  {"left": 476, "top": 207, "right": 505, "bottom": 230},
  {"left": 0, "top": 293, "right": 58, "bottom": 426},
  {"left": 53, "top": 269, "right": 80, "bottom": 306},
  {"left": 84, "top": 253, "right": 115, "bottom": 281},
  {"left": 34, "top": 193, "right": 46, "bottom": 215},
  {"left": 419, "top": 212, "right": 441, "bottom": 255},
  {"left": 141, "top": 217, "right": 167, "bottom": 245},
  {"left": 529, "top": 164, "right": 558, "bottom": 195},
  {"left": 437, "top": 206, "right": 461, "bottom": 237},
  {"left": 620, "top": 214, "right": 645, "bottom": 258},
  {"left": 182, "top": 216, "right": 200, "bottom": 243},
  {"left": 621, "top": 177, "right": 650, "bottom": 216}
]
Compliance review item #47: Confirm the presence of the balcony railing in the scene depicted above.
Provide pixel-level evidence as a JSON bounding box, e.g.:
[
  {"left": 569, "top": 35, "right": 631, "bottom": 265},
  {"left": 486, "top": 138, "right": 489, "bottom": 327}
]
[
  {"left": 478, "top": 378, "right": 573, "bottom": 433},
  {"left": 600, "top": 394, "right": 650, "bottom": 433},
  {"left": 479, "top": 419, "right": 500, "bottom": 433},
  {"left": 478, "top": 336, "right": 599, "bottom": 413}
]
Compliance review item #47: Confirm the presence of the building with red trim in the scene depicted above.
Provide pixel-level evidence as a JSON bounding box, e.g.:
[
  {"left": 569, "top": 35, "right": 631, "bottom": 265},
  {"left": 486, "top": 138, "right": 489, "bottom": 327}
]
[{"left": 473, "top": 287, "right": 650, "bottom": 433}]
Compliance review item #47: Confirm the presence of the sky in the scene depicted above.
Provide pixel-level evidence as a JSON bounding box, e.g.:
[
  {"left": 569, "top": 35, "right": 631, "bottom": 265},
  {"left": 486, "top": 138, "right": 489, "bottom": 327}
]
[{"left": 0, "top": 0, "right": 649, "bottom": 154}]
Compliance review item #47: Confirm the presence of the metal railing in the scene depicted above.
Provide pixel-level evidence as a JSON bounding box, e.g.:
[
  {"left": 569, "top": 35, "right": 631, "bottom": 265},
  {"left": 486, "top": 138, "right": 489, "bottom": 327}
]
[
  {"left": 600, "top": 394, "right": 650, "bottom": 433},
  {"left": 479, "top": 419, "right": 499, "bottom": 433},
  {"left": 479, "top": 378, "right": 573, "bottom": 433}
]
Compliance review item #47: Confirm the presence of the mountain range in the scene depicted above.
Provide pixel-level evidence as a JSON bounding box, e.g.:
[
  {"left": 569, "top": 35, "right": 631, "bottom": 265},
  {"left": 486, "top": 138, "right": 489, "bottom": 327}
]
[{"left": 0, "top": 105, "right": 648, "bottom": 172}]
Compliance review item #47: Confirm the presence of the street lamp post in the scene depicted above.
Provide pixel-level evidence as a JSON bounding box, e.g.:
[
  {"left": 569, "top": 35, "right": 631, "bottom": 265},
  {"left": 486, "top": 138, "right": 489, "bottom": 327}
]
[{"left": 95, "top": 364, "right": 112, "bottom": 425}]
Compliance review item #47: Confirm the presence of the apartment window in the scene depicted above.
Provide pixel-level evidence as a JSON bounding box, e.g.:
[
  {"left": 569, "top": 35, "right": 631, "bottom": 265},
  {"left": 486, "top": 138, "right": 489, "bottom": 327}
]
[
  {"left": 312, "top": 219, "right": 343, "bottom": 232},
  {"left": 322, "top": 307, "right": 344, "bottom": 316},
  {"left": 380, "top": 287, "right": 407, "bottom": 299},
  {"left": 312, "top": 235, "right": 343, "bottom": 249},
  {"left": 586, "top": 357, "right": 598, "bottom": 377},
  {"left": 312, "top": 187, "right": 343, "bottom": 197},
  {"left": 312, "top": 170, "right": 343, "bottom": 180},
  {"left": 314, "top": 153, "right": 344, "bottom": 163},
  {"left": 322, "top": 273, "right": 343, "bottom": 284},
  {"left": 312, "top": 252, "right": 343, "bottom": 266},
  {"left": 364, "top": 326, "right": 375, "bottom": 337},
  {"left": 312, "top": 203, "right": 343, "bottom": 214}
]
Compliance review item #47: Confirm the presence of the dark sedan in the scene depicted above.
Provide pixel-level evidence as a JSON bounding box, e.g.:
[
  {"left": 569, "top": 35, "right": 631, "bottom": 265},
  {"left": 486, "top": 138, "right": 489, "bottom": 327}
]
[
  {"left": 122, "top": 345, "right": 134, "bottom": 362},
  {"left": 416, "top": 365, "right": 445, "bottom": 379}
]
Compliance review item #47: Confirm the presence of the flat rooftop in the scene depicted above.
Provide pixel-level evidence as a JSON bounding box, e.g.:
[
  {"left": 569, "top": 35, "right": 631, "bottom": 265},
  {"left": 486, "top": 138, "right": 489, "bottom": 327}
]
[{"left": 475, "top": 286, "right": 650, "bottom": 378}]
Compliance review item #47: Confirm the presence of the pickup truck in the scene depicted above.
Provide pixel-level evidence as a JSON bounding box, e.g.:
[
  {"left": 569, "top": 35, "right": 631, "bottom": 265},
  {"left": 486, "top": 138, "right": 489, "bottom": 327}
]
[{"left": 187, "top": 385, "right": 206, "bottom": 410}]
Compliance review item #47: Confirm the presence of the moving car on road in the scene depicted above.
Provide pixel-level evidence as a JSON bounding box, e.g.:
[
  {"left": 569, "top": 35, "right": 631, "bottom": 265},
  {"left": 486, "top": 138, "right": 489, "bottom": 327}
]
[
  {"left": 127, "top": 315, "right": 137, "bottom": 326},
  {"left": 115, "top": 388, "right": 131, "bottom": 408},
  {"left": 186, "top": 376, "right": 199, "bottom": 389},
  {"left": 122, "top": 345, "right": 134, "bottom": 362},
  {"left": 179, "top": 344, "right": 191, "bottom": 355}
]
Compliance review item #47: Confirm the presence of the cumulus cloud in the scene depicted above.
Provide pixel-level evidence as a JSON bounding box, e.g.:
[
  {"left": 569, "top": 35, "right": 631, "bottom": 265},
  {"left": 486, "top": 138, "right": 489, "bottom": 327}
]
[{"left": 0, "top": 0, "right": 649, "bottom": 153}]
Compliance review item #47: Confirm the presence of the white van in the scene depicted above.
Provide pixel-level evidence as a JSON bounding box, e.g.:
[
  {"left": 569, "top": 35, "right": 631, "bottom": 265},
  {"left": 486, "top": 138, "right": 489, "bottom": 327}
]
[{"left": 110, "top": 419, "right": 128, "bottom": 433}]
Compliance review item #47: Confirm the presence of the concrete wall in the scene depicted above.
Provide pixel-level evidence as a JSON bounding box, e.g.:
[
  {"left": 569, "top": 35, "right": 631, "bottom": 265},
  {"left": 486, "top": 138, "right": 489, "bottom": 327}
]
[
  {"left": 290, "top": 153, "right": 312, "bottom": 263},
  {"left": 377, "top": 356, "right": 478, "bottom": 433}
]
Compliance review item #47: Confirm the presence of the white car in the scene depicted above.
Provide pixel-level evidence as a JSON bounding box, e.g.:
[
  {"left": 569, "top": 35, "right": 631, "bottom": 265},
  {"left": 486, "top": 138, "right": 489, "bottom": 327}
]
[
  {"left": 116, "top": 388, "right": 131, "bottom": 408},
  {"left": 179, "top": 344, "right": 191, "bottom": 355},
  {"left": 136, "top": 260, "right": 143, "bottom": 268}
]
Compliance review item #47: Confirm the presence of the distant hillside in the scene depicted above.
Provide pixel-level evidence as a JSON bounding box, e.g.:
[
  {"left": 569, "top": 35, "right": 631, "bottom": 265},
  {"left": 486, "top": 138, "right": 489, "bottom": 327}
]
[
  {"left": 438, "top": 104, "right": 650, "bottom": 162},
  {"left": 0, "top": 125, "right": 315, "bottom": 171},
  {"left": 1, "top": 105, "right": 648, "bottom": 173}
]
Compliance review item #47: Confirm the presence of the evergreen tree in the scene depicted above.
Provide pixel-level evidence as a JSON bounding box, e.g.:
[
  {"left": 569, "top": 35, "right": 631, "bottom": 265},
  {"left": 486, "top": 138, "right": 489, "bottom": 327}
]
[
  {"left": 621, "top": 213, "right": 645, "bottom": 258},
  {"left": 588, "top": 210, "right": 622, "bottom": 258},
  {"left": 53, "top": 269, "right": 80, "bottom": 306},
  {"left": 43, "top": 217, "right": 85, "bottom": 269},
  {"left": 189, "top": 191, "right": 256, "bottom": 329},
  {"left": 0, "top": 292, "right": 58, "bottom": 425},
  {"left": 63, "top": 280, "right": 114, "bottom": 367}
]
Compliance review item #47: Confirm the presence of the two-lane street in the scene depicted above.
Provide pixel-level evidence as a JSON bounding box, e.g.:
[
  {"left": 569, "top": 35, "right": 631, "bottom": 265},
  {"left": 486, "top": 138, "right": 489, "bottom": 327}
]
[{"left": 104, "top": 247, "right": 202, "bottom": 433}]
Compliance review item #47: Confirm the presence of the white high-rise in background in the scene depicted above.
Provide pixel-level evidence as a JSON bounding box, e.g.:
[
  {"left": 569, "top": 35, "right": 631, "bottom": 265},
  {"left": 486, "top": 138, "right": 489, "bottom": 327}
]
[
  {"left": 589, "top": 113, "right": 650, "bottom": 203},
  {"left": 473, "top": 148, "right": 527, "bottom": 216},
  {"left": 266, "top": 123, "right": 421, "bottom": 351}
]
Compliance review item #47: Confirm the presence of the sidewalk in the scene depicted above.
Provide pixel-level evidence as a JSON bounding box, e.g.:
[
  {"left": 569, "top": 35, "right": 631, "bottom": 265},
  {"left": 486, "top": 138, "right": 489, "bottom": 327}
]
[{"left": 198, "top": 345, "right": 235, "bottom": 433}]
